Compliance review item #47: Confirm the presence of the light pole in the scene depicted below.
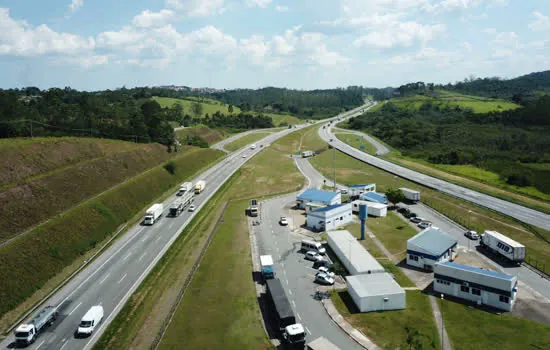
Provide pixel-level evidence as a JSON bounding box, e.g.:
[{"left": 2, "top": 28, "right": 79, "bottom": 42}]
[
  {"left": 332, "top": 142, "right": 336, "bottom": 192},
  {"left": 440, "top": 293, "right": 444, "bottom": 350}
]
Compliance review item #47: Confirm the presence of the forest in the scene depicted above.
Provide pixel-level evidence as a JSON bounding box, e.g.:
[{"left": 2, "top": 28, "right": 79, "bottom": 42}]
[{"left": 347, "top": 95, "right": 550, "bottom": 194}]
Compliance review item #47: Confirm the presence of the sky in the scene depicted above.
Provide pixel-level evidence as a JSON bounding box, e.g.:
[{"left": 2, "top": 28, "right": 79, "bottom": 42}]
[{"left": 1, "top": 0, "right": 550, "bottom": 90}]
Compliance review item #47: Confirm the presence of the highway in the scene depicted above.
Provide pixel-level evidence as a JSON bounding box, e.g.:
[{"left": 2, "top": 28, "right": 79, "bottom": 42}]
[
  {"left": 211, "top": 128, "right": 275, "bottom": 153},
  {"left": 319, "top": 111, "right": 550, "bottom": 230},
  {"left": 332, "top": 127, "right": 390, "bottom": 155},
  {"left": 0, "top": 125, "right": 308, "bottom": 350}
]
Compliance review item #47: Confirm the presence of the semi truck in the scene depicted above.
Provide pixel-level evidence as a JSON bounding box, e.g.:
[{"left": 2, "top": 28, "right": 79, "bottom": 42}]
[
  {"left": 169, "top": 200, "right": 185, "bottom": 217},
  {"left": 399, "top": 188, "right": 421, "bottom": 202},
  {"left": 14, "top": 305, "right": 58, "bottom": 345},
  {"left": 265, "top": 278, "right": 306, "bottom": 347},
  {"left": 177, "top": 182, "right": 193, "bottom": 196},
  {"left": 194, "top": 180, "right": 206, "bottom": 194},
  {"left": 480, "top": 230, "right": 526, "bottom": 263},
  {"left": 144, "top": 203, "right": 163, "bottom": 225},
  {"left": 302, "top": 150, "right": 314, "bottom": 158},
  {"left": 260, "top": 255, "right": 274, "bottom": 279}
]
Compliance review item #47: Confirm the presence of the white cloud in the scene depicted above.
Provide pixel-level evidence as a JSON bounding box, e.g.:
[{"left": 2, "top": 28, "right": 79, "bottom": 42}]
[
  {"left": 245, "top": 0, "right": 272, "bottom": 8},
  {"left": 166, "top": 0, "right": 226, "bottom": 17},
  {"left": 353, "top": 22, "right": 445, "bottom": 49},
  {"left": 275, "top": 5, "right": 289, "bottom": 12},
  {"left": 424, "top": 0, "right": 483, "bottom": 13},
  {"left": 529, "top": 11, "right": 550, "bottom": 31},
  {"left": 68, "top": 0, "right": 84, "bottom": 14},
  {"left": 132, "top": 9, "right": 175, "bottom": 28}
]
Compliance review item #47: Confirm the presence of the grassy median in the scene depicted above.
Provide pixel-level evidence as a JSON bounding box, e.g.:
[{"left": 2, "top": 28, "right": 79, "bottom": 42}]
[{"left": 224, "top": 132, "right": 273, "bottom": 152}]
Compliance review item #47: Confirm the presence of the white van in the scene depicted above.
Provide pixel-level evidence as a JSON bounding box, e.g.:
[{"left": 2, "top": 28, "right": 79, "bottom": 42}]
[
  {"left": 301, "top": 240, "right": 326, "bottom": 255},
  {"left": 76, "top": 305, "right": 104, "bottom": 337}
]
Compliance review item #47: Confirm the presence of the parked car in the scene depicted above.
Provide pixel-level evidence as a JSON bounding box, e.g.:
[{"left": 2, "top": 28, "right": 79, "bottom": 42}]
[
  {"left": 279, "top": 217, "right": 288, "bottom": 226},
  {"left": 242, "top": 154, "right": 247, "bottom": 158},
  {"left": 317, "top": 266, "right": 335, "bottom": 277},
  {"left": 418, "top": 221, "right": 432, "bottom": 229},
  {"left": 410, "top": 217, "right": 423, "bottom": 223},
  {"left": 465, "top": 230, "right": 480, "bottom": 240},
  {"left": 305, "top": 251, "right": 323, "bottom": 262},
  {"left": 313, "top": 260, "right": 331, "bottom": 269},
  {"left": 315, "top": 272, "right": 335, "bottom": 285},
  {"left": 188, "top": 205, "right": 196, "bottom": 212},
  {"left": 329, "top": 139, "right": 333, "bottom": 142},
  {"left": 398, "top": 207, "right": 410, "bottom": 215},
  {"left": 340, "top": 189, "right": 348, "bottom": 194},
  {"left": 405, "top": 212, "right": 417, "bottom": 218}
]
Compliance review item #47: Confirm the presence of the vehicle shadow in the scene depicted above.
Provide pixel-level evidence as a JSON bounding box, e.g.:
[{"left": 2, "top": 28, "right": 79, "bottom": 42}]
[{"left": 474, "top": 246, "right": 520, "bottom": 268}]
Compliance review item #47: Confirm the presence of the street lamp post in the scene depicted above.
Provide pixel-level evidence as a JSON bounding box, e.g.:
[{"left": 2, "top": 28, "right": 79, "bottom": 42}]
[{"left": 440, "top": 293, "right": 444, "bottom": 350}]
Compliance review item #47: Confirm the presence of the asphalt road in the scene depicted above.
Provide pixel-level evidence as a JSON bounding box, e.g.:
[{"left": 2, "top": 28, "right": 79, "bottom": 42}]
[
  {"left": 257, "top": 196, "right": 363, "bottom": 350},
  {"left": 0, "top": 125, "right": 309, "bottom": 350},
  {"left": 319, "top": 112, "right": 550, "bottom": 231},
  {"left": 332, "top": 128, "right": 390, "bottom": 155},
  {"left": 211, "top": 128, "right": 276, "bottom": 153}
]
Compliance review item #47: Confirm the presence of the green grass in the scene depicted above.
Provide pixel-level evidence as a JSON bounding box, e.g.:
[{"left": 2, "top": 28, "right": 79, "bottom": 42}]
[
  {"left": 267, "top": 114, "right": 302, "bottom": 126},
  {"left": 273, "top": 124, "right": 327, "bottom": 154},
  {"left": 366, "top": 212, "right": 418, "bottom": 261},
  {"left": 224, "top": 132, "right": 273, "bottom": 152},
  {"left": 438, "top": 298, "right": 550, "bottom": 350},
  {"left": 309, "top": 149, "right": 550, "bottom": 276},
  {"left": 335, "top": 133, "right": 377, "bottom": 154},
  {"left": 332, "top": 290, "right": 440, "bottom": 349},
  {"left": 0, "top": 148, "right": 224, "bottom": 326},
  {"left": 381, "top": 263, "right": 416, "bottom": 288},
  {"left": 345, "top": 222, "right": 386, "bottom": 259},
  {"left": 175, "top": 126, "right": 232, "bottom": 145},
  {"left": 153, "top": 97, "right": 241, "bottom": 117}
]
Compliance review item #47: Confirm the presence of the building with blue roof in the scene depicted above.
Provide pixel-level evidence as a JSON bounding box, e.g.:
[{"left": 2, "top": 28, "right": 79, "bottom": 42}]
[
  {"left": 360, "top": 191, "right": 388, "bottom": 204},
  {"left": 306, "top": 203, "right": 352, "bottom": 231},
  {"left": 348, "top": 183, "right": 376, "bottom": 196},
  {"left": 407, "top": 228, "right": 457, "bottom": 271},
  {"left": 296, "top": 189, "right": 341, "bottom": 209},
  {"left": 434, "top": 261, "right": 518, "bottom": 312}
]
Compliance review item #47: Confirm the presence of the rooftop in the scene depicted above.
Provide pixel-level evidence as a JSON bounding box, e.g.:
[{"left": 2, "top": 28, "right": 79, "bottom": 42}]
[
  {"left": 346, "top": 273, "right": 405, "bottom": 297},
  {"left": 408, "top": 228, "right": 457, "bottom": 256},
  {"left": 360, "top": 192, "right": 387, "bottom": 202},
  {"left": 297, "top": 189, "right": 338, "bottom": 203},
  {"left": 349, "top": 183, "right": 376, "bottom": 189},
  {"left": 311, "top": 203, "right": 350, "bottom": 214},
  {"left": 327, "top": 230, "right": 384, "bottom": 273},
  {"left": 484, "top": 230, "right": 525, "bottom": 248},
  {"left": 438, "top": 261, "right": 515, "bottom": 281}
]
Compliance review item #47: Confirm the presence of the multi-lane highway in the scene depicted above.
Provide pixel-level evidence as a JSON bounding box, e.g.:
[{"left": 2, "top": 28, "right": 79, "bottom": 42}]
[
  {"left": 319, "top": 112, "right": 550, "bottom": 230},
  {"left": 0, "top": 125, "right": 309, "bottom": 350}
]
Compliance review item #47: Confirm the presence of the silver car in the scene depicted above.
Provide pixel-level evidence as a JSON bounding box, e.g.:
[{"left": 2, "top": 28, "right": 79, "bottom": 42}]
[
  {"left": 305, "top": 251, "right": 323, "bottom": 262},
  {"left": 315, "top": 272, "right": 335, "bottom": 285}
]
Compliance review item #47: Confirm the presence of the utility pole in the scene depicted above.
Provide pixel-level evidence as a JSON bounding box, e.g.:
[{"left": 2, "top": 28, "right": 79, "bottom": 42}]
[
  {"left": 332, "top": 143, "right": 336, "bottom": 192},
  {"left": 30, "top": 120, "right": 33, "bottom": 138}
]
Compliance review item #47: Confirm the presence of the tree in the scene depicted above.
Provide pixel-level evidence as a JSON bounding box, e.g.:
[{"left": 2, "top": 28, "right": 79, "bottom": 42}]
[
  {"left": 386, "top": 188, "right": 407, "bottom": 204},
  {"left": 228, "top": 104, "right": 234, "bottom": 114},
  {"left": 190, "top": 102, "right": 203, "bottom": 118}
]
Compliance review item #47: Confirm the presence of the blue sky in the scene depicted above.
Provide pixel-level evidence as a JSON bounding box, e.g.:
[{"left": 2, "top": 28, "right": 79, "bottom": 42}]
[{"left": 1, "top": 0, "right": 549, "bottom": 90}]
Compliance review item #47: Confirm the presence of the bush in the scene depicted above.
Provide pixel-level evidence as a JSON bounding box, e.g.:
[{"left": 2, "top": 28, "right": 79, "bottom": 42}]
[{"left": 163, "top": 161, "right": 176, "bottom": 174}]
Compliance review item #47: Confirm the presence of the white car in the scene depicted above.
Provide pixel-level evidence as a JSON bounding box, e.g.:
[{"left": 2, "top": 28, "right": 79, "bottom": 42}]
[
  {"left": 242, "top": 154, "right": 247, "bottom": 158},
  {"left": 317, "top": 266, "right": 335, "bottom": 277},
  {"left": 188, "top": 205, "right": 196, "bottom": 212},
  {"left": 250, "top": 144, "right": 256, "bottom": 150},
  {"left": 315, "top": 272, "right": 335, "bottom": 285},
  {"left": 465, "top": 230, "right": 480, "bottom": 240},
  {"left": 418, "top": 221, "right": 432, "bottom": 229},
  {"left": 279, "top": 217, "right": 288, "bottom": 226},
  {"left": 304, "top": 251, "right": 323, "bottom": 262}
]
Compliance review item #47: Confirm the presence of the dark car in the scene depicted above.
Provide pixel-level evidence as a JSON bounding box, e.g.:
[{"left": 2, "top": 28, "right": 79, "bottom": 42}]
[
  {"left": 410, "top": 216, "right": 423, "bottom": 223},
  {"left": 313, "top": 260, "right": 332, "bottom": 269},
  {"left": 398, "top": 207, "right": 410, "bottom": 215}
]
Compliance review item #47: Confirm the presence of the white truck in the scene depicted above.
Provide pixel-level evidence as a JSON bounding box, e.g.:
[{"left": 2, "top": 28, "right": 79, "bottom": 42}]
[
  {"left": 480, "top": 230, "right": 526, "bottom": 263},
  {"left": 177, "top": 182, "right": 193, "bottom": 196},
  {"left": 260, "top": 255, "right": 274, "bottom": 279},
  {"left": 194, "top": 180, "right": 206, "bottom": 194},
  {"left": 144, "top": 203, "right": 163, "bottom": 225},
  {"left": 302, "top": 150, "right": 314, "bottom": 158},
  {"left": 14, "top": 305, "right": 58, "bottom": 345},
  {"left": 76, "top": 305, "right": 104, "bottom": 337},
  {"left": 399, "top": 188, "right": 421, "bottom": 202},
  {"left": 170, "top": 190, "right": 194, "bottom": 217}
]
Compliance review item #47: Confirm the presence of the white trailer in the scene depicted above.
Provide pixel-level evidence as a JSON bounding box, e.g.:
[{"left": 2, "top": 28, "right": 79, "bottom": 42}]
[
  {"left": 14, "top": 305, "right": 58, "bottom": 345},
  {"left": 194, "top": 180, "right": 206, "bottom": 194},
  {"left": 144, "top": 203, "right": 163, "bottom": 225},
  {"left": 302, "top": 150, "right": 314, "bottom": 158},
  {"left": 177, "top": 182, "right": 193, "bottom": 196},
  {"left": 480, "top": 230, "right": 525, "bottom": 263},
  {"left": 260, "top": 255, "right": 275, "bottom": 279},
  {"left": 399, "top": 188, "right": 420, "bottom": 202}
]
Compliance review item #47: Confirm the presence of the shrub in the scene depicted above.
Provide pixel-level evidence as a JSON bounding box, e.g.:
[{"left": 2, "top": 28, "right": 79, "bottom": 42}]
[{"left": 164, "top": 161, "right": 176, "bottom": 174}]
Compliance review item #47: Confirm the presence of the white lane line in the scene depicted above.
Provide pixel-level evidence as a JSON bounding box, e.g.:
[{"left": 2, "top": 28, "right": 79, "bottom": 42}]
[
  {"left": 305, "top": 326, "right": 312, "bottom": 335},
  {"left": 296, "top": 312, "right": 302, "bottom": 321},
  {"left": 122, "top": 250, "right": 133, "bottom": 261},
  {"left": 155, "top": 235, "right": 161, "bottom": 242},
  {"left": 288, "top": 289, "right": 293, "bottom": 295},
  {"left": 141, "top": 235, "right": 148, "bottom": 243},
  {"left": 138, "top": 252, "right": 147, "bottom": 261},
  {"left": 68, "top": 302, "right": 82, "bottom": 316},
  {"left": 292, "top": 300, "right": 296, "bottom": 308},
  {"left": 99, "top": 274, "right": 110, "bottom": 285},
  {"left": 117, "top": 273, "right": 127, "bottom": 284},
  {"left": 284, "top": 278, "right": 288, "bottom": 285},
  {"left": 60, "top": 341, "right": 69, "bottom": 350},
  {"left": 35, "top": 340, "right": 45, "bottom": 350}
]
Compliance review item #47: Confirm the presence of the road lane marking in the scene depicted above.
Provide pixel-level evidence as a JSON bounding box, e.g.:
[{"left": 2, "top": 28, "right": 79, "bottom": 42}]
[
  {"left": 138, "top": 252, "right": 147, "bottom": 261},
  {"left": 68, "top": 302, "right": 82, "bottom": 316},
  {"left": 35, "top": 340, "right": 45, "bottom": 350},
  {"left": 117, "top": 274, "right": 127, "bottom": 284},
  {"left": 296, "top": 312, "right": 301, "bottom": 321},
  {"left": 122, "top": 250, "right": 133, "bottom": 261},
  {"left": 141, "top": 235, "right": 148, "bottom": 243},
  {"left": 155, "top": 235, "right": 161, "bottom": 242},
  {"left": 292, "top": 300, "right": 296, "bottom": 308},
  {"left": 288, "top": 289, "right": 292, "bottom": 295},
  {"left": 60, "top": 341, "right": 69, "bottom": 350},
  {"left": 305, "top": 326, "right": 311, "bottom": 335},
  {"left": 99, "top": 274, "right": 110, "bottom": 285},
  {"left": 169, "top": 222, "right": 175, "bottom": 230}
]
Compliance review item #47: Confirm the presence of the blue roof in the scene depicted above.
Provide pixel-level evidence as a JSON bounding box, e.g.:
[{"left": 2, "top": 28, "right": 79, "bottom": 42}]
[
  {"left": 439, "top": 262, "right": 515, "bottom": 281},
  {"left": 297, "top": 189, "right": 338, "bottom": 203},
  {"left": 360, "top": 192, "right": 387, "bottom": 203},
  {"left": 311, "top": 204, "right": 346, "bottom": 213},
  {"left": 408, "top": 228, "right": 457, "bottom": 256},
  {"left": 349, "top": 183, "right": 375, "bottom": 189}
]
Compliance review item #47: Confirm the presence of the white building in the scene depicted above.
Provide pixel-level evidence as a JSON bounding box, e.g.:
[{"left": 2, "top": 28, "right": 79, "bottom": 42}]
[
  {"left": 306, "top": 204, "right": 353, "bottom": 231},
  {"left": 327, "top": 230, "right": 384, "bottom": 275},
  {"left": 305, "top": 202, "right": 326, "bottom": 213},
  {"left": 407, "top": 228, "right": 457, "bottom": 271},
  {"left": 434, "top": 262, "right": 518, "bottom": 312},
  {"left": 348, "top": 184, "right": 376, "bottom": 197},
  {"left": 351, "top": 200, "right": 387, "bottom": 217},
  {"left": 296, "top": 189, "right": 341, "bottom": 209},
  {"left": 346, "top": 273, "right": 406, "bottom": 312}
]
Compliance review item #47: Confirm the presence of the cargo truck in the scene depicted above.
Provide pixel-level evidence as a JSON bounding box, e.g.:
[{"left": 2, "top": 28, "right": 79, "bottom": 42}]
[
  {"left": 260, "top": 255, "right": 274, "bottom": 279},
  {"left": 265, "top": 279, "right": 306, "bottom": 347},
  {"left": 177, "top": 182, "right": 193, "bottom": 196},
  {"left": 144, "top": 203, "right": 163, "bottom": 225},
  {"left": 14, "top": 305, "right": 58, "bottom": 345},
  {"left": 249, "top": 199, "right": 259, "bottom": 217},
  {"left": 480, "top": 230, "right": 525, "bottom": 263},
  {"left": 399, "top": 188, "right": 421, "bottom": 202},
  {"left": 169, "top": 200, "right": 185, "bottom": 217},
  {"left": 302, "top": 151, "right": 314, "bottom": 158},
  {"left": 194, "top": 180, "right": 206, "bottom": 194}
]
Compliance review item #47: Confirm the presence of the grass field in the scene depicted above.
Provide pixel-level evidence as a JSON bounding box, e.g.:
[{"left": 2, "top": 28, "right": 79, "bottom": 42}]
[
  {"left": 273, "top": 124, "right": 327, "bottom": 154},
  {"left": 96, "top": 130, "right": 305, "bottom": 349},
  {"left": 175, "top": 126, "right": 232, "bottom": 145},
  {"left": 0, "top": 139, "right": 175, "bottom": 244},
  {"left": 0, "top": 147, "right": 224, "bottom": 328},
  {"left": 366, "top": 212, "right": 418, "bottom": 261},
  {"left": 332, "top": 290, "right": 440, "bottom": 349},
  {"left": 309, "top": 149, "right": 550, "bottom": 276},
  {"left": 224, "top": 132, "right": 273, "bottom": 152},
  {"left": 438, "top": 298, "right": 550, "bottom": 350},
  {"left": 335, "top": 132, "right": 377, "bottom": 154}
]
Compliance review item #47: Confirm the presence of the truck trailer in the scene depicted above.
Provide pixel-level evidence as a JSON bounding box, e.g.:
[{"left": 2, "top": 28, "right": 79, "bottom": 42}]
[
  {"left": 302, "top": 150, "right": 314, "bottom": 158},
  {"left": 399, "top": 188, "right": 421, "bottom": 202},
  {"left": 14, "top": 305, "right": 58, "bottom": 345},
  {"left": 177, "top": 182, "right": 193, "bottom": 196},
  {"left": 144, "top": 203, "right": 163, "bottom": 225},
  {"left": 480, "top": 230, "right": 526, "bottom": 263},
  {"left": 194, "top": 180, "right": 206, "bottom": 194},
  {"left": 260, "top": 255, "right": 274, "bottom": 279},
  {"left": 265, "top": 279, "right": 306, "bottom": 347},
  {"left": 169, "top": 200, "right": 185, "bottom": 217}
]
